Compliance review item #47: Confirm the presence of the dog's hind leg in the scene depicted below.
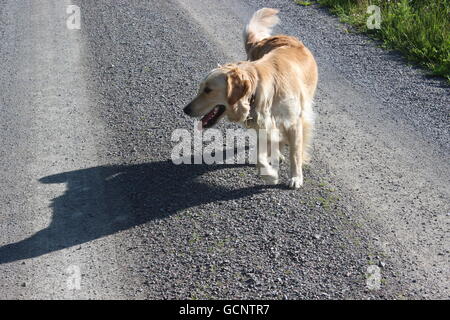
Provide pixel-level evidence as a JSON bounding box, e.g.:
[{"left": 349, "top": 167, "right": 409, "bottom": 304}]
[
  {"left": 301, "top": 99, "right": 314, "bottom": 164},
  {"left": 287, "top": 120, "right": 304, "bottom": 189}
]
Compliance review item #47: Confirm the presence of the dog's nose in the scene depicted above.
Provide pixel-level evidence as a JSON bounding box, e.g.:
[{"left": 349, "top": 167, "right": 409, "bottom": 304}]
[{"left": 183, "top": 103, "right": 192, "bottom": 116}]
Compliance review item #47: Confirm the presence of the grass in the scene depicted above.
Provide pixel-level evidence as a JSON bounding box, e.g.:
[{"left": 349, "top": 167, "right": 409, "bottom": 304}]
[
  {"left": 298, "top": 0, "right": 450, "bottom": 81},
  {"left": 296, "top": 0, "right": 314, "bottom": 5}
]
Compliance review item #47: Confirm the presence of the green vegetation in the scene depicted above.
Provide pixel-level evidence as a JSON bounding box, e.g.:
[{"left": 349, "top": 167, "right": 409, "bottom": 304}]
[
  {"left": 296, "top": 0, "right": 314, "bottom": 5},
  {"left": 298, "top": 0, "right": 450, "bottom": 80}
]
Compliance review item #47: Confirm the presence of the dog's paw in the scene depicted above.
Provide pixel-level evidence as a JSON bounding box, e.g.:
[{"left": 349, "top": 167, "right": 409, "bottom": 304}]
[
  {"left": 261, "top": 170, "right": 278, "bottom": 185},
  {"left": 288, "top": 176, "right": 303, "bottom": 189},
  {"left": 259, "top": 165, "right": 279, "bottom": 185},
  {"left": 261, "top": 176, "right": 278, "bottom": 185}
]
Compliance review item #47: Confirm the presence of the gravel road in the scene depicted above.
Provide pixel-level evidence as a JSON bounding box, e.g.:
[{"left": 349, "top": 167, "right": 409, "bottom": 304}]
[{"left": 0, "top": 0, "right": 448, "bottom": 299}]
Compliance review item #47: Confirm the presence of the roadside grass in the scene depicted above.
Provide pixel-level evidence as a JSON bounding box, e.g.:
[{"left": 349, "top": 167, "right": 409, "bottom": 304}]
[
  {"left": 295, "top": 0, "right": 314, "bottom": 5},
  {"left": 298, "top": 0, "right": 450, "bottom": 81}
]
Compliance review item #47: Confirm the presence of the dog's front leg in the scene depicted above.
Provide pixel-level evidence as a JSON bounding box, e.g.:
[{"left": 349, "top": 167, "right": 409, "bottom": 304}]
[
  {"left": 257, "top": 130, "right": 279, "bottom": 185},
  {"left": 288, "top": 121, "right": 303, "bottom": 189}
]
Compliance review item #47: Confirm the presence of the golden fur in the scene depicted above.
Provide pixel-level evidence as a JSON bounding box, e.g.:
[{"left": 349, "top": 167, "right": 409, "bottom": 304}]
[{"left": 184, "top": 8, "right": 318, "bottom": 189}]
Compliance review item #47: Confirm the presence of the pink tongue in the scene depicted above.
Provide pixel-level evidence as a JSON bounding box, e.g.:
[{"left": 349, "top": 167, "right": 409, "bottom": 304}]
[{"left": 201, "top": 108, "right": 217, "bottom": 127}]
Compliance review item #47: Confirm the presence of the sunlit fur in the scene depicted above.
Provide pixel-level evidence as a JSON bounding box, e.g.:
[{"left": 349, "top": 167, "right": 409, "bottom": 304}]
[{"left": 185, "top": 8, "right": 318, "bottom": 189}]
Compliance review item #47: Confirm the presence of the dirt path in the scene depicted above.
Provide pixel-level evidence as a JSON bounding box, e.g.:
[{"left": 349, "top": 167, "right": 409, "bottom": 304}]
[{"left": 0, "top": 0, "right": 448, "bottom": 299}]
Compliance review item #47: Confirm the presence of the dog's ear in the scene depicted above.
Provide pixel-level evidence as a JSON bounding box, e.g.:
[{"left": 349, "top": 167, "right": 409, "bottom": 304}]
[{"left": 227, "top": 70, "right": 250, "bottom": 106}]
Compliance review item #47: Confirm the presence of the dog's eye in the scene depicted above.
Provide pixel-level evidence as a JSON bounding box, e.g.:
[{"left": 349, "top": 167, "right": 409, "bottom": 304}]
[{"left": 204, "top": 87, "right": 212, "bottom": 94}]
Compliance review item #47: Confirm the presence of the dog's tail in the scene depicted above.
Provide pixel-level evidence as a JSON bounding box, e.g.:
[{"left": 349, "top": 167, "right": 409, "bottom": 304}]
[{"left": 244, "top": 8, "right": 280, "bottom": 54}]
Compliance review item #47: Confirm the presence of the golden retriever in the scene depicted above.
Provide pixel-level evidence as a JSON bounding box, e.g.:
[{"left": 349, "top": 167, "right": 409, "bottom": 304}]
[{"left": 183, "top": 8, "right": 318, "bottom": 189}]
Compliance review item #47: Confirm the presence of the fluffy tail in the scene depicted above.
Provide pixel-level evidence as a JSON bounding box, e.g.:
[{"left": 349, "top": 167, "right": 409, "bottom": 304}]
[{"left": 244, "top": 8, "right": 280, "bottom": 53}]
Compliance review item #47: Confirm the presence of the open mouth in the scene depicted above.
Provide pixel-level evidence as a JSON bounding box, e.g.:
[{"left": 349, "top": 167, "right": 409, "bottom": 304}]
[{"left": 200, "top": 105, "right": 226, "bottom": 129}]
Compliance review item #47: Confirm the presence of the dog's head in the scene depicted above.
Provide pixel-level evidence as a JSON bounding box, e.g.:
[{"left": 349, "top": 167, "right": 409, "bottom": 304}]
[{"left": 183, "top": 65, "right": 253, "bottom": 129}]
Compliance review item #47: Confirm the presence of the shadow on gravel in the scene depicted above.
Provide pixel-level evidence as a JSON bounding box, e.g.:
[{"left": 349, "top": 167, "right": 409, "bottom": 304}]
[{"left": 0, "top": 159, "right": 265, "bottom": 264}]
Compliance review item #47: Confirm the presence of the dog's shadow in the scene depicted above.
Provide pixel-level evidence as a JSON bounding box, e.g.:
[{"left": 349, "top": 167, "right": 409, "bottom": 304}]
[{"left": 0, "top": 157, "right": 267, "bottom": 264}]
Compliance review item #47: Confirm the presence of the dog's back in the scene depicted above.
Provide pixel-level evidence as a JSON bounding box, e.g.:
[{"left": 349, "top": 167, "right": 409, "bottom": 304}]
[{"left": 248, "top": 35, "right": 306, "bottom": 61}]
